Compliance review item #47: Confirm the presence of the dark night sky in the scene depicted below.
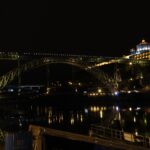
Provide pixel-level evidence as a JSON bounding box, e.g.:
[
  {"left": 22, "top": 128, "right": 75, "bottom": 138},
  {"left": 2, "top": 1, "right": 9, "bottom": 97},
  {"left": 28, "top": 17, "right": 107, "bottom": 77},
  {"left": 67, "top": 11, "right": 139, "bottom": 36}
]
[{"left": 0, "top": 2, "right": 150, "bottom": 57}]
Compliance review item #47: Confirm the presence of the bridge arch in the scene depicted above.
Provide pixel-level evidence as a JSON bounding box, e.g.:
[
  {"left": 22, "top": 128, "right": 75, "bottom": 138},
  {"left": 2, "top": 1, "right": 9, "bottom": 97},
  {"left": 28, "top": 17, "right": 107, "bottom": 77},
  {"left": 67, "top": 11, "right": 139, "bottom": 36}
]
[{"left": 0, "top": 58, "right": 117, "bottom": 92}]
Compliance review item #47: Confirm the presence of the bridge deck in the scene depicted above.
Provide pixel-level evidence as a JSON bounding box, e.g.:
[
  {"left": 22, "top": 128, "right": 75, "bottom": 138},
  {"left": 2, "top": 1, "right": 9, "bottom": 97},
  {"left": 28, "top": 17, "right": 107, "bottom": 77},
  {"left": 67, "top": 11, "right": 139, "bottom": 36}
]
[{"left": 29, "top": 125, "right": 148, "bottom": 150}]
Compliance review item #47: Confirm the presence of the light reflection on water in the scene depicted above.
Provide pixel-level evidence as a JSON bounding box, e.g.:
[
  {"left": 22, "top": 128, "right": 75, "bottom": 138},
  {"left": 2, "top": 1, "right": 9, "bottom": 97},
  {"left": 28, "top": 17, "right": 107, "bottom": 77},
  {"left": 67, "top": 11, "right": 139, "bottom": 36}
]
[
  {"left": 1, "top": 103, "right": 150, "bottom": 136},
  {"left": 33, "top": 105, "right": 150, "bottom": 136}
]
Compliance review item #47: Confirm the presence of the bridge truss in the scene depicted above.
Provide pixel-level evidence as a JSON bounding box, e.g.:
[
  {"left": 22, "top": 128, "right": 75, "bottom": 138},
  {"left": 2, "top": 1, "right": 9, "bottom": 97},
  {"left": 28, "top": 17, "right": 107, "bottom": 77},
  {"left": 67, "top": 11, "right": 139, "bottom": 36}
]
[
  {"left": 1, "top": 52, "right": 148, "bottom": 92},
  {"left": 0, "top": 57, "right": 119, "bottom": 92}
]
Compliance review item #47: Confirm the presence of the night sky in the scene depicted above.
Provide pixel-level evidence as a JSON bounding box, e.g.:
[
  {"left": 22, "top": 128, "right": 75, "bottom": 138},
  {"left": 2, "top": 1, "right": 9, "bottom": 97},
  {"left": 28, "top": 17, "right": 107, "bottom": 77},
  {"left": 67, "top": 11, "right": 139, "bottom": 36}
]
[{"left": 1, "top": 2, "right": 150, "bottom": 57}]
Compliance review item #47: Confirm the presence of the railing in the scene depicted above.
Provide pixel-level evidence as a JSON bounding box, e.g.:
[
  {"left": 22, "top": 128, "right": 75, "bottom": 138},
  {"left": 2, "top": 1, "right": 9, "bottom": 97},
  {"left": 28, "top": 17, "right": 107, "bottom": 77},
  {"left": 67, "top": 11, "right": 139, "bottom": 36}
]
[
  {"left": 90, "top": 124, "right": 123, "bottom": 140},
  {"left": 90, "top": 124, "right": 150, "bottom": 148},
  {"left": 29, "top": 124, "right": 150, "bottom": 150}
]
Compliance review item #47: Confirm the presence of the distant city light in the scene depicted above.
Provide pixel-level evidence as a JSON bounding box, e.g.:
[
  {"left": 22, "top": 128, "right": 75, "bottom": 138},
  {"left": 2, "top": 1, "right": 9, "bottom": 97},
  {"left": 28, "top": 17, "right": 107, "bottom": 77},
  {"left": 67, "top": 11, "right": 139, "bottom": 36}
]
[
  {"left": 116, "top": 106, "right": 119, "bottom": 111},
  {"left": 129, "top": 107, "right": 132, "bottom": 111},
  {"left": 68, "top": 81, "right": 72, "bottom": 85},
  {"left": 98, "top": 89, "right": 102, "bottom": 93},
  {"left": 84, "top": 108, "right": 88, "bottom": 114},
  {"left": 114, "top": 91, "right": 119, "bottom": 96},
  {"left": 8, "top": 88, "right": 14, "bottom": 92},
  {"left": 129, "top": 62, "right": 132, "bottom": 65},
  {"left": 136, "top": 107, "right": 141, "bottom": 110}
]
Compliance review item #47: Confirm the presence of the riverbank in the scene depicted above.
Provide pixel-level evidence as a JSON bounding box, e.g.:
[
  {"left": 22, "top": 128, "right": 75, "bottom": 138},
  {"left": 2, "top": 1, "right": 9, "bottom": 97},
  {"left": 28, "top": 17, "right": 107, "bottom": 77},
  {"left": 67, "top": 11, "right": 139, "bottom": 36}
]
[{"left": 0, "top": 92, "right": 150, "bottom": 107}]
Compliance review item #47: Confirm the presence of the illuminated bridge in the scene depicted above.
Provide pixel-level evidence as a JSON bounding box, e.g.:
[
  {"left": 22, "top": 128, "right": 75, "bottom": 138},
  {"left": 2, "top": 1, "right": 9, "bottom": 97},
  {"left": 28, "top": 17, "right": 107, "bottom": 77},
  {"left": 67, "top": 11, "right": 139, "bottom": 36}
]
[{"left": 0, "top": 51, "right": 149, "bottom": 92}]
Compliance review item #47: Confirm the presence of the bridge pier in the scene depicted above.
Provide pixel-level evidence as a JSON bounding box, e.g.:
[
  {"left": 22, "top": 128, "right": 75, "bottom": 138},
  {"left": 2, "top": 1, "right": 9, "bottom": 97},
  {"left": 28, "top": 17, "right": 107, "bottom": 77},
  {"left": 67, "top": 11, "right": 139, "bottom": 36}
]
[
  {"left": 29, "top": 126, "right": 45, "bottom": 150},
  {"left": 46, "top": 64, "right": 50, "bottom": 88},
  {"left": 17, "top": 56, "right": 21, "bottom": 87}
]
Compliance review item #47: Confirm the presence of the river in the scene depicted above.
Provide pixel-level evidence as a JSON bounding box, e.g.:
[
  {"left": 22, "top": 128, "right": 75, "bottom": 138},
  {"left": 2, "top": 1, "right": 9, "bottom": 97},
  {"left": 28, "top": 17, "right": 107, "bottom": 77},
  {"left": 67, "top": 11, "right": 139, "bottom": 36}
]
[{"left": 1, "top": 93, "right": 150, "bottom": 149}]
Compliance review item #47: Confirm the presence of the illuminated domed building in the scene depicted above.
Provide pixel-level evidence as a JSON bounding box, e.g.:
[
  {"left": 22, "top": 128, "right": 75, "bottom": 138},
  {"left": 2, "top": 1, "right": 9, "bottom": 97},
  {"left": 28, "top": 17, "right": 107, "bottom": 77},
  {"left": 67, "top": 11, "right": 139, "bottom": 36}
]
[{"left": 130, "top": 39, "right": 150, "bottom": 60}]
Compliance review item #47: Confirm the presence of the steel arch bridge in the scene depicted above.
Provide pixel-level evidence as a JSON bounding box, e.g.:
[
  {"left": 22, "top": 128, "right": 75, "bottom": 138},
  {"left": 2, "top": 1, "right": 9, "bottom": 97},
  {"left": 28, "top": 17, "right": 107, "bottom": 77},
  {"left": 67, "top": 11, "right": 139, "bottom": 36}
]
[
  {"left": 0, "top": 51, "right": 150, "bottom": 93},
  {"left": 0, "top": 57, "right": 118, "bottom": 92}
]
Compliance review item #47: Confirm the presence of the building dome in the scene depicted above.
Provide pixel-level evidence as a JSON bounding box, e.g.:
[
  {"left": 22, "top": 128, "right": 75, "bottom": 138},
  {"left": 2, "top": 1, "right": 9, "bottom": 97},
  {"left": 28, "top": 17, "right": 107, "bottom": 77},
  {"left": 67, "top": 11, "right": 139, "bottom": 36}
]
[
  {"left": 130, "top": 39, "right": 150, "bottom": 60},
  {"left": 140, "top": 39, "right": 147, "bottom": 44},
  {"left": 136, "top": 39, "right": 150, "bottom": 53}
]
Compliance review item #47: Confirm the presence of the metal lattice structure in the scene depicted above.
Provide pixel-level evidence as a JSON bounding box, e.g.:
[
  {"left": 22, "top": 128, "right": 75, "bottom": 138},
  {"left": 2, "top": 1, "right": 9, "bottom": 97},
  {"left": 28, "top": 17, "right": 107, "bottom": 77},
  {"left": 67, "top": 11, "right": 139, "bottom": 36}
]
[
  {"left": 2, "top": 51, "right": 146, "bottom": 92},
  {"left": 86, "top": 67, "right": 119, "bottom": 92},
  {"left": 0, "top": 52, "right": 150, "bottom": 92},
  {"left": 0, "top": 57, "right": 118, "bottom": 92}
]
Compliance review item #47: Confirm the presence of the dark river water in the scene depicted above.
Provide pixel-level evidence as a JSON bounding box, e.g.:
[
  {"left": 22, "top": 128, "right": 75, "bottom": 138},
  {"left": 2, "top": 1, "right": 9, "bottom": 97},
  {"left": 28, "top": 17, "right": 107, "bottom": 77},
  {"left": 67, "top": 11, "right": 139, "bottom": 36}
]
[
  {"left": 0, "top": 93, "right": 150, "bottom": 135},
  {"left": 1, "top": 93, "right": 150, "bottom": 149}
]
